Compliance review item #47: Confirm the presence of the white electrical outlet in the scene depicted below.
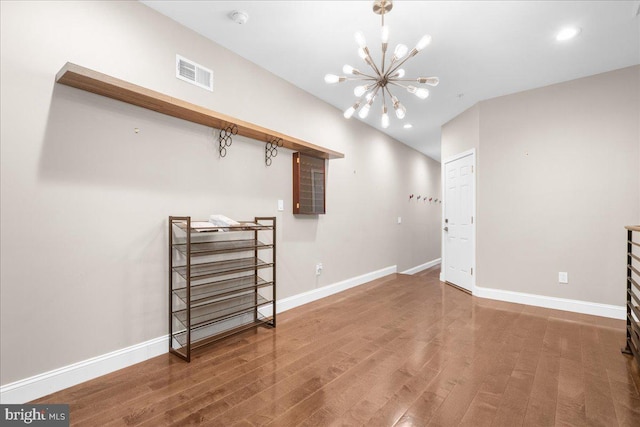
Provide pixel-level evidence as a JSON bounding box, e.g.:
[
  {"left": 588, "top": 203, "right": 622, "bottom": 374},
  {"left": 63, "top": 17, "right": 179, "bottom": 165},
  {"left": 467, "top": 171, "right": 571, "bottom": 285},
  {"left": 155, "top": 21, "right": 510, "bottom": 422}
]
[
  {"left": 397, "top": 217, "right": 402, "bottom": 224},
  {"left": 277, "top": 199, "right": 284, "bottom": 211},
  {"left": 315, "top": 263, "right": 323, "bottom": 276},
  {"left": 559, "top": 272, "right": 568, "bottom": 284}
]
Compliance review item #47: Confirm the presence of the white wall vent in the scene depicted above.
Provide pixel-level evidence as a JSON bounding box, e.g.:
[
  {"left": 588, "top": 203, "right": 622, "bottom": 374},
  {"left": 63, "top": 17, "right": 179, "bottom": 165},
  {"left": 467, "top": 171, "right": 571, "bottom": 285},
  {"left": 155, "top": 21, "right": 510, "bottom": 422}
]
[{"left": 176, "top": 55, "right": 213, "bottom": 91}]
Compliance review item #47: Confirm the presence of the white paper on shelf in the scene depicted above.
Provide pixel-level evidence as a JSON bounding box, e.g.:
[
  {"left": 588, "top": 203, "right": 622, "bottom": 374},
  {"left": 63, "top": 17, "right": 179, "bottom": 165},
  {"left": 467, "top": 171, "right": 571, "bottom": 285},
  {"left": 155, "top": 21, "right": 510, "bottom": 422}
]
[
  {"left": 209, "top": 214, "right": 240, "bottom": 227},
  {"left": 190, "top": 221, "right": 215, "bottom": 229}
]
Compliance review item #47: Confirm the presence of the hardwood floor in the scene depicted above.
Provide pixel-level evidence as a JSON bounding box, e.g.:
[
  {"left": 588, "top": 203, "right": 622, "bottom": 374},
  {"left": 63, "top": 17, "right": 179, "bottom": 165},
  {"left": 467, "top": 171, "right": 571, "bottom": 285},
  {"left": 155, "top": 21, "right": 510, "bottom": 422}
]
[{"left": 33, "top": 267, "right": 640, "bottom": 426}]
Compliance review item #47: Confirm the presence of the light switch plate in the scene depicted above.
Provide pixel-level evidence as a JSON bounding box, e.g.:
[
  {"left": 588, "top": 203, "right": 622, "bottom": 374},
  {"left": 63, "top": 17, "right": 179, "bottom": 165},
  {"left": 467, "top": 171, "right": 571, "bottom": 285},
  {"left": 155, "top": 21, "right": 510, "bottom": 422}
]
[
  {"left": 277, "top": 199, "right": 284, "bottom": 211},
  {"left": 559, "top": 272, "right": 568, "bottom": 284}
]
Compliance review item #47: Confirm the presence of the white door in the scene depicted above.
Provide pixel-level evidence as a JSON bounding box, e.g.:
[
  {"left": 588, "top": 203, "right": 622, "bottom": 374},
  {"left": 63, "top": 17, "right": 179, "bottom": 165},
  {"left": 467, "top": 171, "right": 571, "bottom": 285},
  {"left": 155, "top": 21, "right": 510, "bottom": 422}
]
[{"left": 443, "top": 152, "right": 475, "bottom": 292}]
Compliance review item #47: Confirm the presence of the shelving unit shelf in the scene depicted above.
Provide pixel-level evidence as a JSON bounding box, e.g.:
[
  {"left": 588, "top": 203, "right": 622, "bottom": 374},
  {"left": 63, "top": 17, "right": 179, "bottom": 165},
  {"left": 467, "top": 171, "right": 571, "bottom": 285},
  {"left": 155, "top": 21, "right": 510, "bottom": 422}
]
[{"left": 169, "top": 216, "right": 276, "bottom": 362}]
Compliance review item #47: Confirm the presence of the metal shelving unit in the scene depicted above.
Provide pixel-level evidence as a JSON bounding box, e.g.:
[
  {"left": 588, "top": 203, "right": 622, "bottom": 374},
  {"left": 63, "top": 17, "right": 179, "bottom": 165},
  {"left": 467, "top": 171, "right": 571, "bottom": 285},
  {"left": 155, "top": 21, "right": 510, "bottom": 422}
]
[
  {"left": 623, "top": 225, "right": 640, "bottom": 368},
  {"left": 169, "top": 216, "right": 276, "bottom": 362}
]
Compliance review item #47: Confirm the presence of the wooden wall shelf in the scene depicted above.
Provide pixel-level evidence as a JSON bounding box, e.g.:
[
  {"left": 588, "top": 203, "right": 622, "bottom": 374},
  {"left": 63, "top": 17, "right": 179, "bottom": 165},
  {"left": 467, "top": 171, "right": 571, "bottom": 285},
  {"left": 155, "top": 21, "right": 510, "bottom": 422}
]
[{"left": 55, "top": 62, "right": 344, "bottom": 160}]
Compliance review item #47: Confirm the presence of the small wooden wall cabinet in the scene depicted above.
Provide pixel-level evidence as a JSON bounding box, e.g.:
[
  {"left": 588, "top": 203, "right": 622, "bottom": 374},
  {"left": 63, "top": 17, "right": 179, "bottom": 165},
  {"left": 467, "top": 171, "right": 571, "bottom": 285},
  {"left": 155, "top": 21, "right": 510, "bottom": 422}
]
[
  {"left": 293, "top": 152, "right": 326, "bottom": 215},
  {"left": 169, "top": 216, "right": 276, "bottom": 362}
]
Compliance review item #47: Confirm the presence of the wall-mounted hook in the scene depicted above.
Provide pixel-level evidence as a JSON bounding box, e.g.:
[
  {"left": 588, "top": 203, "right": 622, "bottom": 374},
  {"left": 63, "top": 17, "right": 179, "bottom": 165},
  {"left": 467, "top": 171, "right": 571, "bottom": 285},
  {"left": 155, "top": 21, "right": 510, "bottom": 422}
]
[
  {"left": 409, "top": 194, "right": 414, "bottom": 200},
  {"left": 417, "top": 195, "right": 422, "bottom": 200},
  {"left": 429, "top": 197, "right": 433, "bottom": 202},
  {"left": 434, "top": 198, "right": 439, "bottom": 203}
]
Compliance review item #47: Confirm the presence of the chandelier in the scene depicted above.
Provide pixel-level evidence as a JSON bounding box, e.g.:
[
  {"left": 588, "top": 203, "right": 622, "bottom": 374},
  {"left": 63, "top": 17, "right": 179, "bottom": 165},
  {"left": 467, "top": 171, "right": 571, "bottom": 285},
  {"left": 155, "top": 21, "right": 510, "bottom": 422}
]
[{"left": 324, "top": 0, "right": 439, "bottom": 128}]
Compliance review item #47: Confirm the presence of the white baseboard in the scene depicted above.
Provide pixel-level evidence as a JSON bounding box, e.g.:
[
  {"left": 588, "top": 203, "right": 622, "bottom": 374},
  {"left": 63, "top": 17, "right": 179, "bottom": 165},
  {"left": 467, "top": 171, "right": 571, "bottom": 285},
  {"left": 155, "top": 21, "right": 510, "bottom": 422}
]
[
  {"left": 400, "top": 258, "right": 441, "bottom": 275},
  {"left": 0, "top": 335, "right": 168, "bottom": 404},
  {"left": 473, "top": 285, "right": 626, "bottom": 320},
  {"left": 276, "top": 265, "right": 397, "bottom": 313},
  {"left": 1, "top": 265, "right": 398, "bottom": 404}
]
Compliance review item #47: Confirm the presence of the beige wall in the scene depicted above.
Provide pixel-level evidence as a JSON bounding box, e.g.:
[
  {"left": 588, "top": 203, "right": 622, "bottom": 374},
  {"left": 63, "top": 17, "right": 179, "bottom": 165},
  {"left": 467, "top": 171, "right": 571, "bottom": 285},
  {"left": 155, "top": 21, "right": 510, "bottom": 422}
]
[
  {"left": 0, "top": 1, "right": 441, "bottom": 385},
  {"left": 440, "top": 104, "right": 479, "bottom": 162},
  {"left": 442, "top": 65, "right": 640, "bottom": 307}
]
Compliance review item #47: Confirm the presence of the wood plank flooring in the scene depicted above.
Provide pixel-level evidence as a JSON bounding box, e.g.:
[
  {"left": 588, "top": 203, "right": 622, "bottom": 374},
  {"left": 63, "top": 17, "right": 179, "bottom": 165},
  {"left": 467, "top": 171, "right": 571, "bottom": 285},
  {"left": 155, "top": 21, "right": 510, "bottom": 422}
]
[{"left": 33, "top": 267, "right": 640, "bottom": 426}]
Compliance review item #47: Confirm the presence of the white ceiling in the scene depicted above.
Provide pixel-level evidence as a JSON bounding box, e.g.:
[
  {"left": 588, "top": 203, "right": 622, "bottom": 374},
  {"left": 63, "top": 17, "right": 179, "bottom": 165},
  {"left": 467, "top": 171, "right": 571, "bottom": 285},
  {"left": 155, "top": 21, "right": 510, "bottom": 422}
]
[{"left": 141, "top": 1, "right": 640, "bottom": 161}]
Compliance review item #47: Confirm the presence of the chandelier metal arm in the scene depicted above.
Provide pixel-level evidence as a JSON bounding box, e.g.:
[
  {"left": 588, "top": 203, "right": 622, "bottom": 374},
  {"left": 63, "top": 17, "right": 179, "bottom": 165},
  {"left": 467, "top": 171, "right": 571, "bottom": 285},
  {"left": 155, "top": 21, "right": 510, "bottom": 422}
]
[
  {"left": 347, "top": 76, "right": 378, "bottom": 82},
  {"left": 359, "top": 84, "right": 381, "bottom": 109},
  {"left": 392, "top": 78, "right": 432, "bottom": 83},
  {"left": 386, "top": 53, "right": 419, "bottom": 79},
  {"left": 387, "top": 81, "right": 410, "bottom": 90},
  {"left": 363, "top": 54, "right": 383, "bottom": 78},
  {"left": 384, "top": 85, "right": 395, "bottom": 100},
  {"left": 381, "top": 45, "right": 387, "bottom": 75},
  {"left": 370, "top": 84, "right": 382, "bottom": 100},
  {"left": 350, "top": 73, "right": 379, "bottom": 80}
]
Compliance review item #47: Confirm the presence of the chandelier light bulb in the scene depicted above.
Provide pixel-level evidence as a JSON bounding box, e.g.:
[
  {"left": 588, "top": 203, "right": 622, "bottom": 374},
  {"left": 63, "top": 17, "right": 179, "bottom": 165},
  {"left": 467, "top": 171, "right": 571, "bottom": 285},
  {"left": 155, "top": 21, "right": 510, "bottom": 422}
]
[
  {"left": 355, "top": 31, "right": 367, "bottom": 48},
  {"left": 366, "top": 92, "right": 375, "bottom": 102},
  {"left": 324, "top": 74, "right": 344, "bottom": 84},
  {"left": 343, "top": 65, "right": 355, "bottom": 75},
  {"left": 358, "top": 103, "right": 371, "bottom": 119},
  {"left": 418, "top": 77, "right": 439, "bottom": 86},
  {"left": 395, "top": 69, "right": 405, "bottom": 78},
  {"left": 415, "top": 88, "right": 430, "bottom": 99},
  {"left": 381, "top": 109, "right": 390, "bottom": 128},
  {"left": 415, "top": 35, "right": 432, "bottom": 52},
  {"left": 354, "top": 85, "right": 368, "bottom": 97},
  {"left": 393, "top": 44, "right": 408, "bottom": 60},
  {"left": 358, "top": 48, "right": 368, "bottom": 60},
  {"left": 344, "top": 107, "right": 355, "bottom": 119},
  {"left": 344, "top": 102, "right": 359, "bottom": 119},
  {"left": 391, "top": 95, "right": 406, "bottom": 119},
  {"left": 381, "top": 25, "right": 390, "bottom": 44},
  {"left": 407, "top": 85, "right": 417, "bottom": 94}
]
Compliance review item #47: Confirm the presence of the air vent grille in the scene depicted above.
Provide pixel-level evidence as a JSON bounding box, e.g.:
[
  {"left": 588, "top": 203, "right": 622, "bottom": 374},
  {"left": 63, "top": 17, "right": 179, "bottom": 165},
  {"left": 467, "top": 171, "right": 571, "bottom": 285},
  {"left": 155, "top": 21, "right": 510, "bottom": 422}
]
[{"left": 176, "top": 55, "right": 213, "bottom": 91}]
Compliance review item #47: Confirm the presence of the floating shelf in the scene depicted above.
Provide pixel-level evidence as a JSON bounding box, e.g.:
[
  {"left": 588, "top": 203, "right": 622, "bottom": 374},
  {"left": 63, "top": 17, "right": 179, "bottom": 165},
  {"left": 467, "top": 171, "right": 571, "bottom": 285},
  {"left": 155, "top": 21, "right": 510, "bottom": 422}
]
[{"left": 55, "top": 62, "right": 345, "bottom": 160}]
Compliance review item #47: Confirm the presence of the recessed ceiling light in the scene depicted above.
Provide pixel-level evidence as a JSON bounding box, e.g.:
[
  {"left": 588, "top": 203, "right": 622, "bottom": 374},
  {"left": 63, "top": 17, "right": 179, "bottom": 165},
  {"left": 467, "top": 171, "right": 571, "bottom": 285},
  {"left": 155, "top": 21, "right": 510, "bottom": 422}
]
[
  {"left": 403, "top": 124, "right": 413, "bottom": 129},
  {"left": 556, "top": 27, "right": 581, "bottom": 41}
]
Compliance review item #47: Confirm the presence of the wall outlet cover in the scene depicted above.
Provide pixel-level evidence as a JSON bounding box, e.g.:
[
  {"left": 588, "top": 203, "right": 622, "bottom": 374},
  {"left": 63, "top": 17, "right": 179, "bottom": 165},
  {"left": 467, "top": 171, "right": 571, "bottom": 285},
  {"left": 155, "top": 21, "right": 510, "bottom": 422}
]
[{"left": 559, "top": 272, "right": 568, "bottom": 284}]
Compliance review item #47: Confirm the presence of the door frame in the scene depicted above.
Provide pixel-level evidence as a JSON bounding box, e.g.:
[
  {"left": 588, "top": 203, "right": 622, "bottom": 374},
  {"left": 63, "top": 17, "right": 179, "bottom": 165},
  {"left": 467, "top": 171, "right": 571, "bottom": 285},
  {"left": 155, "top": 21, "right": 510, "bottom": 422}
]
[{"left": 441, "top": 148, "right": 477, "bottom": 293}]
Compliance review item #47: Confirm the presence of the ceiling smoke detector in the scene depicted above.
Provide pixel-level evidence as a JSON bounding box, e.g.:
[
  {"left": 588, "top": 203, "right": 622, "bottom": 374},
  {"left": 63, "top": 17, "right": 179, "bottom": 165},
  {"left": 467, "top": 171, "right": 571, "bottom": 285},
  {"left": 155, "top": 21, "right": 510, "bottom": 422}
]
[{"left": 229, "top": 10, "right": 249, "bottom": 25}]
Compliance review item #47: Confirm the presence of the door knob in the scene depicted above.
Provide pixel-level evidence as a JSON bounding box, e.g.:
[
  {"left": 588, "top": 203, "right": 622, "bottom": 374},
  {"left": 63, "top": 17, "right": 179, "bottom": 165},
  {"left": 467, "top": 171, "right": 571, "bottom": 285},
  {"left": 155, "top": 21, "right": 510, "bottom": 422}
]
[{"left": 443, "top": 226, "right": 449, "bottom": 232}]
